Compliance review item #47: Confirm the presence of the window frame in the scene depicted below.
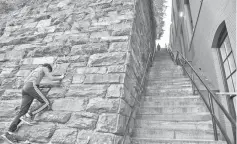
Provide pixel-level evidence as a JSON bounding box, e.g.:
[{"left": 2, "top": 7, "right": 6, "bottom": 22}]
[{"left": 217, "top": 30, "right": 236, "bottom": 92}]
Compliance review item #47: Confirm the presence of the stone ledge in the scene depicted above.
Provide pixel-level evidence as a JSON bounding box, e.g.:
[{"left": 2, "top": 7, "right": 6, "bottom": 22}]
[
  {"left": 35, "top": 111, "right": 71, "bottom": 124},
  {"left": 16, "top": 123, "right": 56, "bottom": 143}
]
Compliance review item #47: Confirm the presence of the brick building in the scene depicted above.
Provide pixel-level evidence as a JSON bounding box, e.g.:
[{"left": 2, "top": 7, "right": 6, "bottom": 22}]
[{"left": 170, "top": 0, "right": 236, "bottom": 143}]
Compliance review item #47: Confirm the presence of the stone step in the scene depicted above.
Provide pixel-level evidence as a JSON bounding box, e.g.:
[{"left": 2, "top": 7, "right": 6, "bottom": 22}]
[
  {"left": 148, "top": 72, "right": 184, "bottom": 76},
  {"left": 147, "top": 76, "right": 188, "bottom": 80},
  {"left": 132, "top": 138, "right": 226, "bottom": 144},
  {"left": 138, "top": 106, "right": 208, "bottom": 114},
  {"left": 145, "top": 89, "right": 193, "bottom": 96},
  {"left": 141, "top": 96, "right": 205, "bottom": 106},
  {"left": 149, "top": 67, "right": 182, "bottom": 71},
  {"left": 151, "top": 64, "right": 176, "bottom": 67},
  {"left": 147, "top": 80, "right": 192, "bottom": 87},
  {"left": 148, "top": 70, "right": 184, "bottom": 74},
  {"left": 147, "top": 77, "right": 190, "bottom": 82},
  {"left": 134, "top": 120, "right": 214, "bottom": 131},
  {"left": 132, "top": 128, "right": 216, "bottom": 140},
  {"left": 146, "top": 87, "right": 192, "bottom": 94},
  {"left": 136, "top": 113, "right": 212, "bottom": 122},
  {"left": 146, "top": 83, "right": 192, "bottom": 90}
]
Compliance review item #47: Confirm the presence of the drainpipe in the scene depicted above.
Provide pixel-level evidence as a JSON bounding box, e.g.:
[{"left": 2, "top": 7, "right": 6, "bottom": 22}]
[{"left": 188, "top": 0, "right": 204, "bottom": 51}]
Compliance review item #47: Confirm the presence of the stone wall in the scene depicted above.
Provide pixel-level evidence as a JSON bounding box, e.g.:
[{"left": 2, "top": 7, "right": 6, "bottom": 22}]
[
  {"left": 0, "top": 0, "right": 156, "bottom": 143},
  {"left": 122, "top": 0, "right": 156, "bottom": 143}
]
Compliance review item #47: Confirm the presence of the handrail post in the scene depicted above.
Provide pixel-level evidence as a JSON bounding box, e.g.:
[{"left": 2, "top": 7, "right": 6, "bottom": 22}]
[
  {"left": 168, "top": 49, "right": 236, "bottom": 144},
  {"left": 175, "top": 51, "right": 179, "bottom": 65},
  {"left": 208, "top": 92, "right": 218, "bottom": 140},
  {"left": 228, "top": 95, "right": 236, "bottom": 144}
]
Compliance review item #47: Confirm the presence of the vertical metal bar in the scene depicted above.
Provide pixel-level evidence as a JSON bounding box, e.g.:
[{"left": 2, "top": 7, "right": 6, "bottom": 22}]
[
  {"left": 175, "top": 51, "right": 179, "bottom": 65},
  {"left": 191, "top": 70, "right": 195, "bottom": 95},
  {"left": 229, "top": 95, "right": 236, "bottom": 144},
  {"left": 208, "top": 93, "right": 218, "bottom": 140}
]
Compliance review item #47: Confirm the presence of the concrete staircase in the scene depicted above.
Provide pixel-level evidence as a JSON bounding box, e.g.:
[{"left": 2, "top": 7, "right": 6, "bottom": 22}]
[{"left": 132, "top": 49, "right": 226, "bottom": 144}]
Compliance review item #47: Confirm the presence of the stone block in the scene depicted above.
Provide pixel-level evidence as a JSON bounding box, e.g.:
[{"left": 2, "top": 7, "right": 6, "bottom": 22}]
[
  {"left": 107, "top": 84, "right": 124, "bottom": 98},
  {"left": 108, "top": 22, "right": 132, "bottom": 36},
  {"left": 16, "top": 69, "right": 31, "bottom": 77},
  {"left": 69, "top": 62, "right": 87, "bottom": 68},
  {"left": 70, "top": 43, "right": 108, "bottom": 55},
  {"left": 67, "top": 112, "right": 98, "bottom": 129},
  {"left": 0, "top": 100, "right": 21, "bottom": 120},
  {"left": 56, "top": 55, "right": 89, "bottom": 63},
  {"left": 108, "top": 42, "right": 128, "bottom": 52},
  {"left": 76, "top": 130, "right": 123, "bottom": 144},
  {"left": 86, "top": 97, "right": 118, "bottom": 114},
  {"left": 13, "top": 44, "right": 37, "bottom": 51},
  {"left": 96, "top": 113, "right": 126, "bottom": 134},
  {"left": 88, "top": 52, "right": 126, "bottom": 66},
  {"left": 12, "top": 77, "right": 23, "bottom": 89},
  {"left": 66, "top": 84, "right": 107, "bottom": 98},
  {"left": 0, "top": 78, "right": 16, "bottom": 89},
  {"left": 84, "top": 74, "right": 121, "bottom": 84},
  {"left": 2, "top": 60, "right": 20, "bottom": 68},
  {"left": 39, "top": 78, "right": 61, "bottom": 88},
  {"left": 76, "top": 130, "right": 93, "bottom": 144},
  {"left": 67, "top": 34, "right": 89, "bottom": 45},
  {"left": 27, "top": 44, "right": 70, "bottom": 57},
  {"left": 90, "top": 31, "right": 110, "bottom": 39},
  {"left": 86, "top": 97, "right": 131, "bottom": 116},
  {"left": 23, "top": 22, "right": 38, "bottom": 29},
  {"left": 35, "top": 111, "right": 71, "bottom": 123},
  {"left": 19, "top": 64, "right": 38, "bottom": 70},
  {"left": 36, "top": 19, "right": 52, "bottom": 28},
  {"left": 16, "top": 123, "right": 56, "bottom": 143},
  {"left": 22, "top": 57, "right": 56, "bottom": 65},
  {"left": 107, "top": 84, "right": 135, "bottom": 106},
  {"left": 0, "top": 122, "right": 9, "bottom": 135},
  {"left": 76, "top": 67, "right": 107, "bottom": 74},
  {"left": 0, "top": 68, "right": 14, "bottom": 77},
  {"left": 93, "top": 17, "right": 121, "bottom": 26},
  {"left": 52, "top": 63, "right": 70, "bottom": 75},
  {"left": 1, "top": 89, "right": 22, "bottom": 100},
  {"left": 52, "top": 98, "right": 86, "bottom": 112},
  {"left": 72, "top": 75, "right": 85, "bottom": 83},
  {"left": 48, "top": 87, "right": 67, "bottom": 98},
  {"left": 71, "top": 21, "right": 90, "bottom": 31},
  {"left": 101, "top": 36, "right": 129, "bottom": 42},
  {"left": 0, "top": 54, "right": 6, "bottom": 62},
  {"left": 0, "top": 45, "right": 14, "bottom": 53},
  {"left": 57, "top": 0, "right": 72, "bottom": 8},
  {"left": 108, "top": 65, "right": 126, "bottom": 73},
  {"left": 50, "top": 128, "right": 77, "bottom": 144}
]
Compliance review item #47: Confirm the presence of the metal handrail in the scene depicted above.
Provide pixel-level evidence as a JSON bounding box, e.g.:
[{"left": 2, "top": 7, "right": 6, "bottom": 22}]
[
  {"left": 122, "top": 48, "right": 155, "bottom": 144},
  {"left": 167, "top": 48, "right": 236, "bottom": 144},
  {"left": 216, "top": 93, "right": 236, "bottom": 99}
]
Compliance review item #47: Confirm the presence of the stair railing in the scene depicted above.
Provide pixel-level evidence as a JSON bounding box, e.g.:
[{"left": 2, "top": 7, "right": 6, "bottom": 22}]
[
  {"left": 122, "top": 47, "right": 156, "bottom": 144},
  {"left": 167, "top": 48, "right": 236, "bottom": 144}
]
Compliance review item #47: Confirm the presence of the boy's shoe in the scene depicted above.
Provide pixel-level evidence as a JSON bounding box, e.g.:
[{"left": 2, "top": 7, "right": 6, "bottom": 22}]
[
  {"left": 20, "top": 115, "right": 36, "bottom": 125},
  {"left": 1, "top": 132, "right": 18, "bottom": 144}
]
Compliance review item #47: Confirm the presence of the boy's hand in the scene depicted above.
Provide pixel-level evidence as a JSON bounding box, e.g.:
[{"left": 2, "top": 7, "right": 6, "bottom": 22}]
[{"left": 60, "top": 74, "right": 65, "bottom": 79}]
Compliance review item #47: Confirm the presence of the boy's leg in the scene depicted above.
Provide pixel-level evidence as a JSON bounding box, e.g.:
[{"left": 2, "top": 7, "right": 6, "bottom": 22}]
[
  {"left": 25, "top": 83, "right": 50, "bottom": 116},
  {"left": 3, "top": 91, "right": 33, "bottom": 143},
  {"left": 8, "top": 92, "right": 33, "bottom": 132}
]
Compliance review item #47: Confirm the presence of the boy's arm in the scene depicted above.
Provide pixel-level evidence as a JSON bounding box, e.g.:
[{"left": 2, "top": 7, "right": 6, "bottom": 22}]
[{"left": 43, "top": 67, "right": 64, "bottom": 81}]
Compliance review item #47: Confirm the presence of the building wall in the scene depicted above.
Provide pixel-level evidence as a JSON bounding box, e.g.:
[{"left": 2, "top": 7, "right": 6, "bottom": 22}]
[
  {"left": 170, "top": 0, "right": 236, "bottom": 142},
  {"left": 170, "top": 0, "right": 236, "bottom": 90}
]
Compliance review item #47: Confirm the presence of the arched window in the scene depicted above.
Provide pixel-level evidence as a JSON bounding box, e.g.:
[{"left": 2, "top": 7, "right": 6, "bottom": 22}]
[
  {"left": 217, "top": 25, "right": 236, "bottom": 92},
  {"left": 213, "top": 21, "right": 236, "bottom": 92}
]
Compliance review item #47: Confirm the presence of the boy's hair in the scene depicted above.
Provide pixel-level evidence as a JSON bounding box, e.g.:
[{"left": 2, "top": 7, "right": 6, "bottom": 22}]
[{"left": 42, "top": 63, "right": 52, "bottom": 72}]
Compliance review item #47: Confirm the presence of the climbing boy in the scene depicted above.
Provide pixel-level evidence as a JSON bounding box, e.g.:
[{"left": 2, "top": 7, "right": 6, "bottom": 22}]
[{"left": 1, "top": 63, "right": 64, "bottom": 143}]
